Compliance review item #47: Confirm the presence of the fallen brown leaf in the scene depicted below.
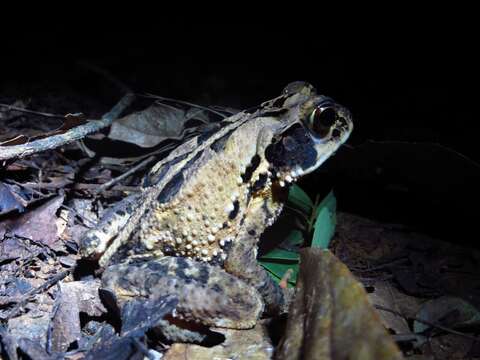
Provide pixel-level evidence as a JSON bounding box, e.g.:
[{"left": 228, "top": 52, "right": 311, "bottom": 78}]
[
  {"left": 50, "top": 279, "right": 107, "bottom": 352},
  {"left": 277, "top": 248, "right": 403, "bottom": 360},
  {"left": 0, "top": 195, "right": 64, "bottom": 245},
  {"left": 108, "top": 104, "right": 189, "bottom": 148}
]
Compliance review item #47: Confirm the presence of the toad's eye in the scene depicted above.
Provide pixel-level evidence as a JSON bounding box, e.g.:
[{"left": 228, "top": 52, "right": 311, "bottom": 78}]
[{"left": 308, "top": 105, "right": 337, "bottom": 137}]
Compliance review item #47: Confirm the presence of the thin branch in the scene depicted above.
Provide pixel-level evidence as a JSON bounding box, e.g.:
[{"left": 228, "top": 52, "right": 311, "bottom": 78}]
[
  {"left": 94, "top": 155, "right": 156, "bottom": 194},
  {"left": 59, "top": 204, "right": 97, "bottom": 228},
  {"left": 351, "top": 258, "right": 409, "bottom": 272},
  {"left": 0, "top": 103, "right": 65, "bottom": 118},
  {"left": 2, "top": 270, "right": 70, "bottom": 319},
  {"left": 141, "top": 93, "right": 228, "bottom": 118},
  {"left": 77, "top": 61, "right": 133, "bottom": 94},
  {"left": 0, "top": 93, "right": 135, "bottom": 161},
  {"left": 374, "top": 304, "right": 480, "bottom": 343},
  {"left": 19, "top": 180, "right": 140, "bottom": 194}
]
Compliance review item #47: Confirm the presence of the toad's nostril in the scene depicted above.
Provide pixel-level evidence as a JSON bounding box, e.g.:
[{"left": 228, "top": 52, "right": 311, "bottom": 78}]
[{"left": 332, "top": 128, "right": 342, "bottom": 139}]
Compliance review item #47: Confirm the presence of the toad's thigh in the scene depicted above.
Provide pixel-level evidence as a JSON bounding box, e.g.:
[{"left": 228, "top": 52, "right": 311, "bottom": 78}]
[{"left": 102, "top": 256, "right": 263, "bottom": 329}]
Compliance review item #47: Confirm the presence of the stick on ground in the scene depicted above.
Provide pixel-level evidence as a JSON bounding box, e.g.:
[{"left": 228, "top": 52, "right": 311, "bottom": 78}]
[
  {"left": 94, "top": 155, "right": 157, "bottom": 194},
  {"left": 0, "top": 93, "right": 135, "bottom": 161}
]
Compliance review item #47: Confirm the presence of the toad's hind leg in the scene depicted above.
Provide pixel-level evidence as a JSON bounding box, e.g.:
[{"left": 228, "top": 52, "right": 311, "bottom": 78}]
[
  {"left": 223, "top": 198, "right": 285, "bottom": 315},
  {"left": 102, "top": 257, "right": 264, "bottom": 330}
]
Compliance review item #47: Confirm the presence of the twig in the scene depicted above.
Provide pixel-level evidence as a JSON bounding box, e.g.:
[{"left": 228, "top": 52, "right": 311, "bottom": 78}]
[
  {"left": 3, "top": 270, "right": 70, "bottom": 318},
  {"left": 141, "top": 93, "right": 228, "bottom": 118},
  {"left": 390, "top": 333, "right": 425, "bottom": 342},
  {"left": 0, "top": 103, "right": 64, "bottom": 118},
  {"left": 356, "top": 274, "right": 395, "bottom": 283},
  {"left": 59, "top": 204, "right": 97, "bottom": 228},
  {"left": 18, "top": 181, "right": 140, "bottom": 193},
  {"left": 0, "top": 93, "right": 135, "bottom": 161},
  {"left": 351, "top": 257, "right": 409, "bottom": 272},
  {"left": 94, "top": 155, "right": 156, "bottom": 194},
  {"left": 6, "top": 179, "right": 49, "bottom": 200},
  {"left": 374, "top": 304, "right": 480, "bottom": 343},
  {"left": 77, "top": 61, "right": 133, "bottom": 94}
]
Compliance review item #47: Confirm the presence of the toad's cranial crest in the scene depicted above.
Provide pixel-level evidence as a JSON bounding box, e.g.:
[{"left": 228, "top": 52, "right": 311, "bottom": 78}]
[{"left": 79, "top": 82, "right": 352, "bottom": 341}]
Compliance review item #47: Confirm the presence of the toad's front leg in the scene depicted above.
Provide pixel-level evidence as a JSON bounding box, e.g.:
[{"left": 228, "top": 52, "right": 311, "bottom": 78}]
[{"left": 223, "top": 195, "right": 286, "bottom": 315}]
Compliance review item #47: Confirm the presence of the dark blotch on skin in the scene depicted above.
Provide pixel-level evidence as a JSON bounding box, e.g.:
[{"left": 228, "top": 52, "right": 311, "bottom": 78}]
[
  {"left": 197, "top": 264, "right": 210, "bottom": 285},
  {"left": 228, "top": 200, "right": 240, "bottom": 220},
  {"left": 209, "top": 255, "right": 224, "bottom": 267},
  {"left": 157, "top": 152, "right": 203, "bottom": 203},
  {"left": 197, "top": 124, "right": 221, "bottom": 145},
  {"left": 222, "top": 238, "right": 234, "bottom": 255},
  {"left": 262, "top": 199, "right": 273, "bottom": 219},
  {"left": 146, "top": 261, "right": 169, "bottom": 274},
  {"left": 211, "top": 284, "right": 223, "bottom": 293},
  {"left": 144, "top": 153, "right": 188, "bottom": 187},
  {"left": 174, "top": 258, "right": 193, "bottom": 284},
  {"left": 116, "top": 210, "right": 126, "bottom": 216},
  {"left": 176, "top": 257, "right": 189, "bottom": 270},
  {"left": 163, "top": 245, "right": 175, "bottom": 255},
  {"left": 156, "top": 177, "right": 183, "bottom": 202},
  {"left": 252, "top": 173, "right": 268, "bottom": 192},
  {"left": 210, "top": 130, "right": 234, "bottom": 153},
  {"left": 241, "top": 155, "right": 261, "bottom": 183},
  {"left": 248, "top": 229, "right": 256, "bottom": 236},
  {"left": 265, "top": 125, "right": 317, "bottom": 172}
]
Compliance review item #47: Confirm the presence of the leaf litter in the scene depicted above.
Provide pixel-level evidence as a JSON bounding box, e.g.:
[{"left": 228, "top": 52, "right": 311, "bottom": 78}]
[{"left": 0, "top": 85, "right": 478, "bottom": 359}]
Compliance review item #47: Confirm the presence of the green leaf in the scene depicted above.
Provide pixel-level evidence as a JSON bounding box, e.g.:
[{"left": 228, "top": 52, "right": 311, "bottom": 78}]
[
  {"left": 284, "top": 229, "right": 305, "bottom": 246},
  {"left": 261, "top": 261, "right": 299, "bottom": 287},
  {"left": 260, "top": 248, "right": 299, "bottom": 262},
  {"left": 287, "top": 184, "right": 313, "bottom": 214},
  {"left": 311, "top": 190, "right": 337, "bottom": 249}
]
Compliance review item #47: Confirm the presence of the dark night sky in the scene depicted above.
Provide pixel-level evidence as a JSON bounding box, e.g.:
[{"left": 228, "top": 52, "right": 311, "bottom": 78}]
[
  {"left": 1, "top": 25, "right": 478, "bottom": 245},
  {"left": 2, "top": 28, "right": 476, "bottom": 157}
]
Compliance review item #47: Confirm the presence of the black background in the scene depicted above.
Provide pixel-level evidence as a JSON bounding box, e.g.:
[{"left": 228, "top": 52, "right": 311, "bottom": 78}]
[{"left": 1, "top": 25, "right": 478, "bottom": 246}]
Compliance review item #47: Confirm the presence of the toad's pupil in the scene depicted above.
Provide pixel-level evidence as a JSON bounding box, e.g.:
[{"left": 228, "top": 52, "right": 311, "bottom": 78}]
[{"left": 312, "top": 106, "right": 336, "bottom": 133}]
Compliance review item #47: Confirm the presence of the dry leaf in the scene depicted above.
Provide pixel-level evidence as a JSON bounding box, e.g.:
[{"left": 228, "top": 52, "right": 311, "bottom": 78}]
[
  {"left": 0, "top": 182, "right": 25, "bottom": 215},
  {"left": 108, "top": 104, "right": 189, "bottom": 148},
  {"left": 0, "top": 195, "right": 64, "bottom": 245},
  {"left": 50, "top": 280, "right": 107, "bottom": 352},
  {"left": 277, "top": 248, "right": 403, "bottom": 360},
  {"left": 369, "top": 282, "right": 411, "bottom": 335}
]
